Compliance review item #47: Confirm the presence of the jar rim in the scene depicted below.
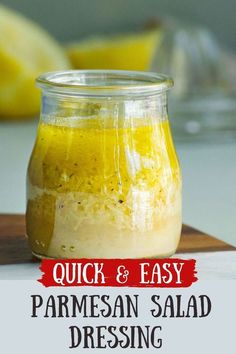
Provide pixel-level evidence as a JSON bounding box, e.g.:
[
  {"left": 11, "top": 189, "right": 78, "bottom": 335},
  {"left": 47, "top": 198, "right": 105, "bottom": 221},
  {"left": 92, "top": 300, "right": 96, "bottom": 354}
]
[{"left": 36, "top": 70, "right": 173, "bottom": 97}]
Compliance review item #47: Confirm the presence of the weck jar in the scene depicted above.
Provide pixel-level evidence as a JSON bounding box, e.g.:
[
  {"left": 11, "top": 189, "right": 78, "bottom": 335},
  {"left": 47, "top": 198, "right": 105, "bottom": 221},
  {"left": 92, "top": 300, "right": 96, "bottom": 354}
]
[{"left": 26, "top": 70, "right": 182, "bottom": 259}]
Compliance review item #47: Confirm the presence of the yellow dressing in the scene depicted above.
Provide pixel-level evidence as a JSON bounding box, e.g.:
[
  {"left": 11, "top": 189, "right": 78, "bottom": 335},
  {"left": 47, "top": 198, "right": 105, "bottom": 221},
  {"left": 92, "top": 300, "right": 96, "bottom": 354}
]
[{"left": 26, "top": 118, "right": 181, "bottom": 258}]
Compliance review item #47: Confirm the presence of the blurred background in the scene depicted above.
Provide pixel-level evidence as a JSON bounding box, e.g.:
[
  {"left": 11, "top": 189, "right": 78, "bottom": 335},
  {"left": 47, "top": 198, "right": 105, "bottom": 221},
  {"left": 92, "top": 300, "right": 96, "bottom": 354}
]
[
  {"left": 1, "top": 0, "right": 236, "bottom": 49},
  {"left": 0, "top": 0, "right": 235, "bottom": 245}
]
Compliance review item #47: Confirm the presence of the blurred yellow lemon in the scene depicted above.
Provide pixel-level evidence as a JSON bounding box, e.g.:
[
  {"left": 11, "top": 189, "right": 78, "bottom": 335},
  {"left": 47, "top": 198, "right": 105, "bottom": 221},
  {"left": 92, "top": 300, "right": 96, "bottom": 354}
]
[
  {"left": 67, "top": 30, "right": 161, "bottom": 71},
  {"left": 0, "top": 5, "right": 70, "bottom": 120}
]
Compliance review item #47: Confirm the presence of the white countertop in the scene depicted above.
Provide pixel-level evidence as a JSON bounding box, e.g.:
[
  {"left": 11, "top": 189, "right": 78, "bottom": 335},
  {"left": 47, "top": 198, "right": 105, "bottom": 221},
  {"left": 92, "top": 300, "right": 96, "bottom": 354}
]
[{"left": 0, "top": 120, "right": 235, "bottom": 278}]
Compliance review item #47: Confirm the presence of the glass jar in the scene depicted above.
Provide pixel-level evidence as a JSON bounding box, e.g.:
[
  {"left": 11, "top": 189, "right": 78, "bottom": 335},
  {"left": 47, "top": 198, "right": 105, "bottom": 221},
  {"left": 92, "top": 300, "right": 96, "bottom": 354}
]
[{"left": 26, "top": 70, "right": 182, "bottom": 259}]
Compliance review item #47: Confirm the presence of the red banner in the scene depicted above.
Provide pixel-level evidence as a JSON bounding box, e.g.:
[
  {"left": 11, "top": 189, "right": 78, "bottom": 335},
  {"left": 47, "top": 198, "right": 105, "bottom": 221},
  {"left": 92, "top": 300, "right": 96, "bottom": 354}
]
[{"left": 38, "top": 259, "right": 197, "bottom": 288}]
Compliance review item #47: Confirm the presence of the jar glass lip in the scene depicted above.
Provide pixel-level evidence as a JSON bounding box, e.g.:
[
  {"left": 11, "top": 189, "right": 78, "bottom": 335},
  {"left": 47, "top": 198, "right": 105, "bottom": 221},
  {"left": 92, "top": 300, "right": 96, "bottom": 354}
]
[{"left": 36, "top": 70, "right": 173, "bottom": 97}]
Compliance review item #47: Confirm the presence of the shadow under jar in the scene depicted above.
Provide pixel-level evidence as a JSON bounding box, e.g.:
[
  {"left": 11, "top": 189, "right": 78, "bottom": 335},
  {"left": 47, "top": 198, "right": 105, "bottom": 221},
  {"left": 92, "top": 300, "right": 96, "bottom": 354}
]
[{"left": 26, "top": 70, "right": 182, "bottom": 259}]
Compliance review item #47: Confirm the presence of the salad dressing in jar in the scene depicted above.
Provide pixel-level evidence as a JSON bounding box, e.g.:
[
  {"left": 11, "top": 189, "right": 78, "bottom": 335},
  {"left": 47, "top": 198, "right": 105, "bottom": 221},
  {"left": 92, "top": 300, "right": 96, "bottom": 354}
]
[{"left": 26, "top": 70, "right": 182, "bottom": 259}]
